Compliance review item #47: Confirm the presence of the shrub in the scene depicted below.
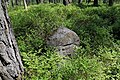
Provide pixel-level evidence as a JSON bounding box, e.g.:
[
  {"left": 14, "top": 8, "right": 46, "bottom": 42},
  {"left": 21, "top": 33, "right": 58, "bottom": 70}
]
[
  {"left": 9, "top": 4, "right": 120, "bottom": 80},
  {"left": 21, "top": 48, "right": 64, "bottom": 80}
]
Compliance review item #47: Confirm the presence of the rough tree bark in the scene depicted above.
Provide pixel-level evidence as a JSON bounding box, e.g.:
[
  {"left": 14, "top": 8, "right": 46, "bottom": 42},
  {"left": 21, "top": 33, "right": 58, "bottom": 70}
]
[{"left": 0, "top": 0, "right": 24, "bottom": 80}]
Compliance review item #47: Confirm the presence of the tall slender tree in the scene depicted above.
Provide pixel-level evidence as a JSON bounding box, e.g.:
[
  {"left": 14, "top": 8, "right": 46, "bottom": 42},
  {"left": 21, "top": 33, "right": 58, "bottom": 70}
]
[
  {"left": 26, "top": 0, "right": 30, "bottom": 5},
  {"left": 78, "top": 0, "right": 82, "bottom": 4},
  {"left": 63, "top": 0, "right": 72, "bottom": 5},
  {"left": 11, "top": 0, "right": 14, "bottom": 7},
  {"left": 36, "top": 0, "right": 40, "bottom": 4},
  {"left": 0, "top": 0, "right": 24, "bottom": 79},
  {"left": 93, "top": 0, "right": 98, "bottom": 6},
  {"left": 23, "top": 0, "right": 27, "bottom": 10},
  {"left": 15, "top": 0, "right": 19, "bottom": 5},
  {"left": 109, "top": 0, "right": 114, "bottom": 6}
]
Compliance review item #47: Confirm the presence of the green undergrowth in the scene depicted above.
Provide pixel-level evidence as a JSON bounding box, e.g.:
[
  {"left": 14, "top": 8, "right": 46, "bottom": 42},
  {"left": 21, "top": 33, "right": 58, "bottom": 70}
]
[{"left": 9, "top": 4, "right": 120, "bottom": 80}]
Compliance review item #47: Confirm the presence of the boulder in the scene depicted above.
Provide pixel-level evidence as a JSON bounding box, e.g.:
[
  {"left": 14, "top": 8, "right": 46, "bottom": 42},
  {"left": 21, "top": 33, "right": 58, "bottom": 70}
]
[{"left": 47, "top": 27, "right": 80, "bottom": 56}]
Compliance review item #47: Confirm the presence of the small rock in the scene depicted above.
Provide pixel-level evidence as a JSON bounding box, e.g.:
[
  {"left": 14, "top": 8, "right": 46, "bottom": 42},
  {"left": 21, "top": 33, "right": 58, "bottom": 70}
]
[{"left": 47, "top": 27, "right": 80, "bottom": 56}]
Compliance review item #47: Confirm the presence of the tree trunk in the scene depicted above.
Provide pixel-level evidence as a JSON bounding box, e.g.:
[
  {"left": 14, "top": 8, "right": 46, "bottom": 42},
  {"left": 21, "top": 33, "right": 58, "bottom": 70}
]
[
  {"left": 0, "top": 0, "right": 24, "bottom": 80},
  {"left": 23, "top": 0, "right": 27, "bottom": 10},
  {"left": 40, "top": 0, "right": 43, "bottom": 3},
  {"left": 86, "top": 0, "right": 91, "bottom": 4},
  {"left": 49, "top": 0, "right": 54, "bottom": 3},
  {"left": 103, "top": 0, "right": 107, "bottom": 3},
  {"left": 78, "top": 0, "right": 82, "bottom": 4},
  {"left": 63, "top": 0, "right": 72, "bottom": 5},
  {"left": 15, "top": 0, "right": 18, "bottom": 5},
  {"left": 26, "top": 0, "right": 30, "bottom": 5},
  {"left": 36, "top": 0, "right": 40, "bottom": 4},
  {"left": 93, "top": 0, "right": 98, "bottom": 6},
  {"left": 11, "top": 0, "right": 14, "bottom": 7},
  {"left": 109, "top": 0, "right": 114, "bottom": 6}
]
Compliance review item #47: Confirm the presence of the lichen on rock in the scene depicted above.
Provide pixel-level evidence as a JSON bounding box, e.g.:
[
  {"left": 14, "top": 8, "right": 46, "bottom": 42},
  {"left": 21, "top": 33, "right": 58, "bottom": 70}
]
[{"left": 47, "top": 27, "right": 80, "bottom": 56}]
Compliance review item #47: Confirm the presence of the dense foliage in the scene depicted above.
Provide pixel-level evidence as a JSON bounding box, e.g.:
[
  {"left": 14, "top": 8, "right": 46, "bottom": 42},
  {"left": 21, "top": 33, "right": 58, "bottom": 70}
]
[{"left": 9, "top": 4, "right": 120, "bottom": 80}]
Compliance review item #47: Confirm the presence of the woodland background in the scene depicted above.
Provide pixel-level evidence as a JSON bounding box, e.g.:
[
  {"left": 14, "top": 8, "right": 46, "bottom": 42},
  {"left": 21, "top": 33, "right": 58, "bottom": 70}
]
[{"left": 6, "top": 0, "right": 120, "bottom": 79}]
